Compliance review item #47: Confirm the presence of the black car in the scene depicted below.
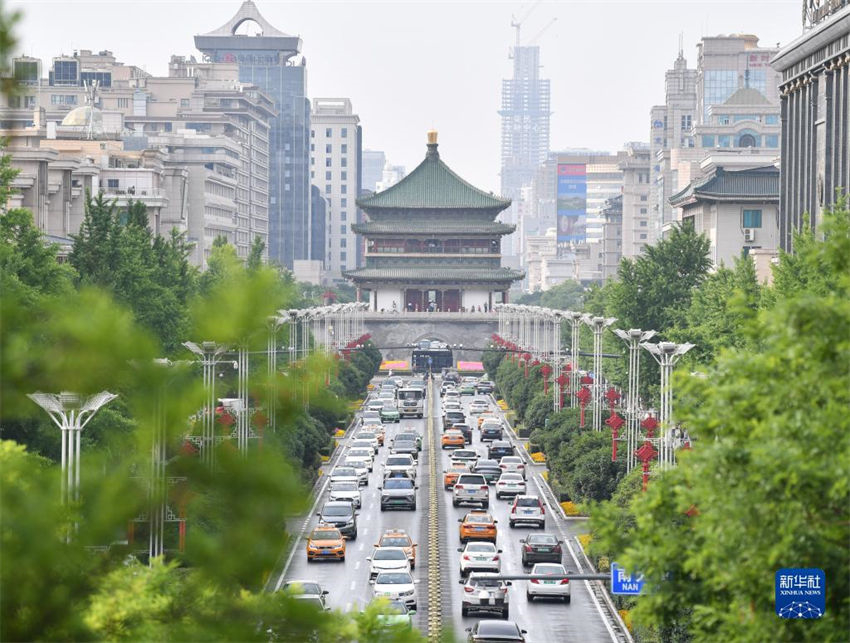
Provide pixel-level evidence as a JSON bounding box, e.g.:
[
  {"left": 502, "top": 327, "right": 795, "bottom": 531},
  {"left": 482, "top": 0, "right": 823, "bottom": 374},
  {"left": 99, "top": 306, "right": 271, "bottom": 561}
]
[
  {"left": 487, "top": 440, "right": 514, "bottom": 459},
  {"left": 453, "top": 423, "right": 473, "bottom": 444},
  {"left": 443, "top": 411, "right": 466, "bottom": 430},
  {"left": 316, "top": 501, "right": 358, "bottom": 539},
  {"left": 481, "top": 425, "right": 503, "bottom": 442},
  {"left": 520, "top": 533, "right": 563, "bottom": 566},
  {"left": 472, "top": 459, "right": 503, "bottom": 484},
  {"left": 467, "top": 620, "right": 527, "bottom": 642}
]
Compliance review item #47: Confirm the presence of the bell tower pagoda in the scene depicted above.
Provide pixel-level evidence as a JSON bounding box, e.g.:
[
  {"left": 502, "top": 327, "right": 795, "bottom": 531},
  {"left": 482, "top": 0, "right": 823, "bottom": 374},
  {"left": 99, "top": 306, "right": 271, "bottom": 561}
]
[{"left": 346, "top": 132, "right": 523, "bottom": 312}]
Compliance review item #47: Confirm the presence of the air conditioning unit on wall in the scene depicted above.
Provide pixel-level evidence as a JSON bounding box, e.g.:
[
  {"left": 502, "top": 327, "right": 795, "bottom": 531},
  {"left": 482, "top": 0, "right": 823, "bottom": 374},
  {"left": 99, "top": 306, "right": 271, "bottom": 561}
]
[{"left": 743, "top": 228, "right": 756, "bottom": 243}]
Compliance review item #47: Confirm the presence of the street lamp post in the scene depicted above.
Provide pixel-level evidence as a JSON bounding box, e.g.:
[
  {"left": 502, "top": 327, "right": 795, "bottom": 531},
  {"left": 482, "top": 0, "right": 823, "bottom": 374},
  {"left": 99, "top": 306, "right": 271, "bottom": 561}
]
[
  {"left": 581, "top": 315, "right": 617, "bottom": 431},
  {"left": 640, "top": 341, "right": 694, "bottom": 468},
  {"left": 183, "top": 341, "right": 228, "bottom": 468},
  {"left": 613, "top": 328, "right": 656, "bottom": 472},
  {"left": 551, "top": 312, "right": 563, "bottom": 411},
  {"left": 565, "top": 312, "right": 583, "bottom": 408},
  {"left": 28, "top": 391, "right": 117, "bottom": 505}
]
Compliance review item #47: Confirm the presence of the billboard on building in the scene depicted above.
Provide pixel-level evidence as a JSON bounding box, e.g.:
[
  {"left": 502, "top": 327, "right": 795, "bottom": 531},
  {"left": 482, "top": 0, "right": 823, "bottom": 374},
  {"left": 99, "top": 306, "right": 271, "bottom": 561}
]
[{"left": 557, "top": 164, "right": 587, "bottom": 243}]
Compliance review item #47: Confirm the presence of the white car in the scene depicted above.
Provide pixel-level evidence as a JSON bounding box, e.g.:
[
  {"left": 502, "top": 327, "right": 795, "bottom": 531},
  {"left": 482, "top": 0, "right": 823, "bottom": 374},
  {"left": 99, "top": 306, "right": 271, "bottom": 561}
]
[
  {"left": 342, "top": 459, "right": 369, "bottom": 485},
  {"left": 443, "top": 400, "right": 462, "bottom": 415},
  {"left": 509, "top": 495, "right": 545, "bottom": 529},
  {"left": 351, "top": 438, "right": 378, "bottom": 455},
  {"left": 499, "top": 456, "right": 526, "bottom": 480},
  {"left": 345, "top": 448, "right": 374, "bottom": 472},
  {"left": 328, "top": 480, "right": 362, "bottom": 508},
  {"left": 366, "top": 399, "right": 384, "bottom": 412},
  {"left": 444, "top": 390, "right": 461, "bottom": 402},
  {"left": 495, "top": 473, "right": 526, "bottom": 499},
  {"left": 330, "top": 466, "right": 364, "bottom": 487},
  {"left": 367, "top": 547, "right": 411, "bottom": 579},
  {"left": 458, "top": 541, "right": 502, "bottom": 576},
  {"left": 355, "top": 432, "right": 381, "bottom": 451},
  {"left": 469, "top": 399, "right": 490, "bottom": 415},
  {"left": 384, "top": 454, "right": 417, "bottom": 480},
  {"left": 527, "top": 563, "right": 571, "bottom": 602},
  {"left": 361, "top": 410, "right": 381, "bottom": 425},
  {"left": 371, "top": 571, "right": 418, "bottom": 609}
]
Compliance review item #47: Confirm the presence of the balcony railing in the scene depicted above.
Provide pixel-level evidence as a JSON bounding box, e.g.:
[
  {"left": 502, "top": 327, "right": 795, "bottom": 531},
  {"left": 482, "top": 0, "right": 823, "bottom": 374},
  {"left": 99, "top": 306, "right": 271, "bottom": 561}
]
[{"left": 804, "top": 0, "right": 848, "bottom": 27}]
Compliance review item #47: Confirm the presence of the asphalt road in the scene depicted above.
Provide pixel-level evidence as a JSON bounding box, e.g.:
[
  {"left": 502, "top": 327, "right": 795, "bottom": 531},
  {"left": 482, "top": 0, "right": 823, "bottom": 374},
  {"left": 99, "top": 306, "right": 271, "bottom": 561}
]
[{"left": 279, "top": 379, "right": 618, "bottom": 642}]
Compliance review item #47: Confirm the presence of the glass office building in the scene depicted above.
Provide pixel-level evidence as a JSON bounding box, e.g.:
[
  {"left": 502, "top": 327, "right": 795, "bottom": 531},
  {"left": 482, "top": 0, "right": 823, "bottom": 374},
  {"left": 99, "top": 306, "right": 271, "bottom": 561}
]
[{"left": 196, "top": 1, "right": 311, "bottom": 268}]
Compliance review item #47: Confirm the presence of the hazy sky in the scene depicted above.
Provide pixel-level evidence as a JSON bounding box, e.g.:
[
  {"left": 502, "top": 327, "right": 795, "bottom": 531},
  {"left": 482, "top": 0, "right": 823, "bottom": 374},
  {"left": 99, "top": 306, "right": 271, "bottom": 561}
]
[{"left": 12, "top": 0, "right": 802, "bottom": 192}]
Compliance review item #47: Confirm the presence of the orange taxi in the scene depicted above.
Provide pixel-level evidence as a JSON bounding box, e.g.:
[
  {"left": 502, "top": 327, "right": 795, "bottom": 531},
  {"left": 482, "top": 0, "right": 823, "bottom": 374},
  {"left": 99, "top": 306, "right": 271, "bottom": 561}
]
[
  {"left": 458, "top": 511, "right": 498, "bottom": 543},
  {"left": 376, "top": 529, "right": 417, "bottom": 569},
  {"left": 306, "top": 524, "right": 346, "bottom": 562},
  {"left": 441, "top": 429, "right": 465, "bottom": 449},
  {"left": 443, "top": 463, "right": 470, "bottom": 490}
]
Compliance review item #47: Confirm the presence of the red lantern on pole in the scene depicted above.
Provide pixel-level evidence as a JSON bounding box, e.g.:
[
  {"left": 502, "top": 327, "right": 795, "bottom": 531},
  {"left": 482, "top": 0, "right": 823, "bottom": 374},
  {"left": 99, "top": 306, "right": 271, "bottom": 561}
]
[
  {"left": 540, "top": 364, "right": 552, "bottom": 394},
  {"left": 606, "top": 412, "right": 625, "bottom": 461},
  {"left": 523, "top": 353, "right": 532, "bottom": 377},
  {"left": 555, "top": 374, "right": 568, "bottom": 409},
  {"left": 605, "top": 387, "right": 621, "bottom": 411},
  {"left": 576, "top": 386, "right": 592, "bottom": 427},
  {"left": 634, "top": 441, "right": 658, "bottom": 491},
  {"left": 641, "top": 415, "right": 659, "bottom": 439}
]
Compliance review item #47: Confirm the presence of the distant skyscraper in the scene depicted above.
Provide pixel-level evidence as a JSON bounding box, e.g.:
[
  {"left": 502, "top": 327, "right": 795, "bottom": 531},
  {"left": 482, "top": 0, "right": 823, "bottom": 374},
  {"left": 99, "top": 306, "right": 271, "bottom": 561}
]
[
  {"left": 499, "top": 34, "right": 551, "bottom": 265},
  {"left": 361, "top": 150, "right": 386, "bottom": 193},
  {"left": 195, "top": 0, "right": 311, "bottom": 269}
]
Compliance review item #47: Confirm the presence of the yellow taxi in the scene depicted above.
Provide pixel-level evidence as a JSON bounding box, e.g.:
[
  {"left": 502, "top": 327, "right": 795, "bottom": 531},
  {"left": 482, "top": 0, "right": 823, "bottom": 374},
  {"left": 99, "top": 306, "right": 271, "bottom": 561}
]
[
  {"left": 306, "top": 524, "right": 346, "bottom": 562},
  {"left": 376, "top": 529, "right": 417, "bottom": 569},
  {"left": 443, "top": 463, "right": 470, "bottom": 490},
  {"left": 458, "top": 511, "right": 498, "bottom": 543},
  {"left": 441, "top": 429, "right": 465, "bottom": 449}
]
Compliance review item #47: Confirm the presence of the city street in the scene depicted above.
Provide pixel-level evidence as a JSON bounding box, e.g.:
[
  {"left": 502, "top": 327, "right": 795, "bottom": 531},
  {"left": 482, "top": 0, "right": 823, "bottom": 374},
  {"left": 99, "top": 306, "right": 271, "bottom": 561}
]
[{"left": 278, "top": 378, "right": 618, "bottom": 641}]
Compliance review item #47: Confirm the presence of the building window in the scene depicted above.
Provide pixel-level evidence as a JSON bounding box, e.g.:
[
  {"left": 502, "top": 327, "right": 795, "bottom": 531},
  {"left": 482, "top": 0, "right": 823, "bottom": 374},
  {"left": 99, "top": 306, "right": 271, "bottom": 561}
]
[
  {"left": 325, "top": 158, "right": 332, "bottom": 167},
  {"left": 341, "top": 144, "right": 348, "bottom": 154},
  {"left": 341, "top": 127, "right": 347, "bottom": 137},
  {"left": 738, "top": 133, "right": 757, "bottom": 148},
  {"left": 311, "top": 130, "right": 315, "bottom": 138},
  {"left": 640, "top": 220, "right": 648, "bottom": 227},
  {"left": 680, "top": 114, "right": 692, "bottom": 130},
  {"left": 340, "top": 251, "right": 347, "bottom": 262},
  {"left": 325, "top": 144, "right": 332, "bottom": 154},
  {"left": 341, "top": 157, "right": 347, "bottom": 168},
  {"left": 340, "top": 211, "right": 347, "bottom": 221},
  {"left": 640, "top": 208, "right": 647, "bottom": 214},
  {"left": 310, "top": 143, "right": 315, "bottom": 152},
  {"left": 340, "top": 237, "right": 347, "bottom": 247},
  {"left": 639, "top": 233, "right": 647, "bottom": 240},
  {"left": 765, "top": 134, "right": 779, "bottom": 148},
  {"left": 341, "top": 198, "right": 347, "bottom": 207},
  {"left": 117, "top": 97, "right": 129, "bottom": 108},
  {"left": 640, "top": 195, "right": 647, "bottom": 201},
  {"left": 742, "top": 209, "right": 762, "bottom": 228},
  {"left": 765, "top": 114, "right": 779, "bottom": 125},
  {"left": 180, "top": 98, "right": 190, "bottom": 107},
  {"left": 325, "top": 128, "right": 332, "bottom": 137},
  {"left": 325, "top": 184, "right": 332, "bottom": 194},
  {"left": 341, "top": 171, "right": 347, "bottom": 180},
  {"left": 340, "top": 185, "right": 347, "bottom": 194},
  {"left": 107, "top": 178, "right": 119, "bottom": 189},
  {"left": 325, "top": 171, "right": 332, "bottom": 180},
  {"left": 718, "top": 135, "right": 731, "bottom": 148}
]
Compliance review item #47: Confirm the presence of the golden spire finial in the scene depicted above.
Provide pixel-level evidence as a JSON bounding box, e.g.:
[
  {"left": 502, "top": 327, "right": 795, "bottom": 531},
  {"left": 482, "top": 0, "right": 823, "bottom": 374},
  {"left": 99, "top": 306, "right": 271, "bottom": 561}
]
[{"left": 427, "top": 130, "right": 438, "bottom": 145}]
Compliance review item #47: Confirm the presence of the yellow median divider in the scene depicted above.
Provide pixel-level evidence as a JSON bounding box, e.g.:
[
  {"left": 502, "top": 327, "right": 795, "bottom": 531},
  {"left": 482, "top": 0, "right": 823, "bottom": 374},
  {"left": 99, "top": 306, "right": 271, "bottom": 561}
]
[
  {"left": 529, "top": 451, "right": 546, "bottom": 463},
  {"left": 333, "top": 429, "right": 346, "bottom": 438},
  {"left": 560, "top": 501, "right": 581, "bottom": 516}
]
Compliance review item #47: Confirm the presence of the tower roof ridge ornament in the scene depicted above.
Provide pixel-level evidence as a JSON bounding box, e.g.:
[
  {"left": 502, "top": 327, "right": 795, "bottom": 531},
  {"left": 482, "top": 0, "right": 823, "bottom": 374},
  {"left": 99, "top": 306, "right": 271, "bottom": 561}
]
[{"left": 201, "top": 0, "right": 293, "bottom": 39}]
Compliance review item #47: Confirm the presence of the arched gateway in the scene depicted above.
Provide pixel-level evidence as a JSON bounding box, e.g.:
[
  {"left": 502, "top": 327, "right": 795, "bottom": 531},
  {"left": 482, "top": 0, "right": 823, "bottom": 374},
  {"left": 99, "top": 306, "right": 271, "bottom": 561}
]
[{"left": 344, "top": 132, "right": 524, "bottom": 312}]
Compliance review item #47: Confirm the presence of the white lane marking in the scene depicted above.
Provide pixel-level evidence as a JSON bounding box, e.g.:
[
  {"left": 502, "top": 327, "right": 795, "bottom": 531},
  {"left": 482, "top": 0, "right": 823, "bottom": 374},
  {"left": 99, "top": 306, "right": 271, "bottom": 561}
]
[
  {"left": 358, "top": 542, "right": 365, "bottom": 551},
  {"left": 362, "top": 527, "right": 369, "bottom": 536},
  {"left": 349, "top": 580, "right": 357, "bottom": 591},
  {"left": 532, "top": 473, "right": 619, "bottom": 643},
  {"left": 354, "top": 560, "right": 361, "bottom": 570}
]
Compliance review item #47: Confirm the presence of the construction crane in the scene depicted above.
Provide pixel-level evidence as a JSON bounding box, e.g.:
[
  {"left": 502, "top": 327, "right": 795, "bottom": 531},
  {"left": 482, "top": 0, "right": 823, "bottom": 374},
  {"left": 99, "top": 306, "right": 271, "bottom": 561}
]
[
  {"left": 528, "top": 17, "right": 557, "bottom": 45},
  {"left": 510, "top": 0, "right": 541, "bottom": 46}
]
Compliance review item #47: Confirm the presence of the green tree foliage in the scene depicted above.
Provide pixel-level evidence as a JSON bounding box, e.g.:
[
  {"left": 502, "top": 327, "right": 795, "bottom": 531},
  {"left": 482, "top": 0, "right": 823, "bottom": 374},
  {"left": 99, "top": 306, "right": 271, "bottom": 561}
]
[
  {"left": 551, "top": 431, "right": 625, "bottom": 503},
  {"left": 515, "top": 279, "right": 586, "bottom": 310},
  {"left": 607, "top": 224, "right": 712, "bottom": 333},
  {"left": 70, "top": 195, "right": 197, "bottom": 353},
  {"left": 590, "top": 200, "right": 850, "bottom": 641}
]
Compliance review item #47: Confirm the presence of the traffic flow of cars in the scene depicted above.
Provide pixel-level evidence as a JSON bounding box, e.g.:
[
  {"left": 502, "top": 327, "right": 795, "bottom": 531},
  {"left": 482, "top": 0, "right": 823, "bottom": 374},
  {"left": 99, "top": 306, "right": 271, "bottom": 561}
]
[{"left": 280, "top": 370, "right": 589, "bottom": 642}]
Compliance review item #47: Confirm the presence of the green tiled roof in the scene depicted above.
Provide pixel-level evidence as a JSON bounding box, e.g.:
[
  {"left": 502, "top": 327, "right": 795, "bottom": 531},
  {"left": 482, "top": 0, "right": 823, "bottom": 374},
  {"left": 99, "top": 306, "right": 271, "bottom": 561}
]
[
  {"left": 357, "top": 143, "right": 511, "bottom": 211},
  {"left": 343, "top": 267, "right": 525, "bottom": 284},
  {"left": 352, "top": 221, "right": 516, "bottom": 235},
  {"left": 670, "top": 165, "right": 779, "bottom": 206}
]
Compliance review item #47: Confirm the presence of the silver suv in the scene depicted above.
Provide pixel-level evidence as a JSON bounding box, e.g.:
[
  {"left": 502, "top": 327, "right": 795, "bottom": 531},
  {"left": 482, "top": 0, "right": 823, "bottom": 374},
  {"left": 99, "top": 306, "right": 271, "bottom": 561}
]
[
  {"left": 460, "top": 572, "right": 511, "bottom": 619},
  {"left": 509, "top": 495, "right": 545, "bottom": 529},
  {"left": 452, "top": 473, "right": 489, "bottom": 509}
]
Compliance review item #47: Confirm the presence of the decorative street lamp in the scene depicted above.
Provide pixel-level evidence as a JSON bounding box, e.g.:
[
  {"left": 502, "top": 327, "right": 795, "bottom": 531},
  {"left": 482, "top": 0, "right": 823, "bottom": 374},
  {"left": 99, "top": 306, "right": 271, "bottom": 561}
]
[
  {"left": 581, "top": 315, "right": 617, "bottom": 431},
  {"left": 641, "top": 341, "right": 695, "bottom": 468},
  {"left": 28, "top": 390, "right": 118, "bottom": 505},
  {"left": 183, "top": 341, "right": 228, "bottom": 468},
  {"left": 564, "top": 312, "right": 583, "bottom": 408},
  {"left": 613, "top": 328, "right": 657, "bottom": 473}
]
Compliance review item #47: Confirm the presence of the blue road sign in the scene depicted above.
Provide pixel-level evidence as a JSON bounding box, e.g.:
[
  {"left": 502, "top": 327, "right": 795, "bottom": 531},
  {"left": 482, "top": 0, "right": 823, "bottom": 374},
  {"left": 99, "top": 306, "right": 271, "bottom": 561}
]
[{"left": 611, "top": 562, "right": 645, "bottom": 595}]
